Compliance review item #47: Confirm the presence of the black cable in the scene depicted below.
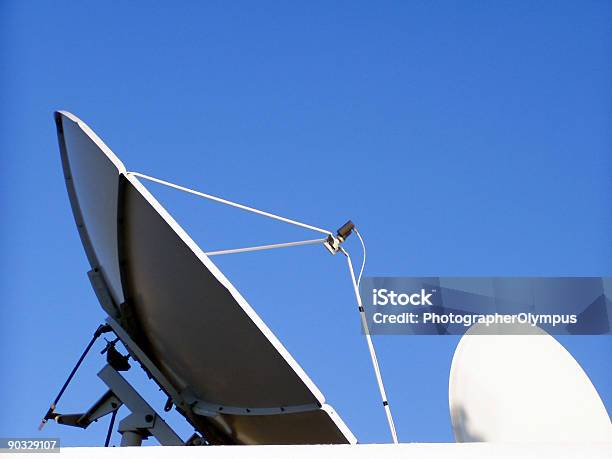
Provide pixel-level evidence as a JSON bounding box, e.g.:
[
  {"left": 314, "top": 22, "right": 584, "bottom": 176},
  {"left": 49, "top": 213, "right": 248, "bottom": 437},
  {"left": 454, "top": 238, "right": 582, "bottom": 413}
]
[{"left": 104, "top": 409, "right": 118, "bottom": 447}]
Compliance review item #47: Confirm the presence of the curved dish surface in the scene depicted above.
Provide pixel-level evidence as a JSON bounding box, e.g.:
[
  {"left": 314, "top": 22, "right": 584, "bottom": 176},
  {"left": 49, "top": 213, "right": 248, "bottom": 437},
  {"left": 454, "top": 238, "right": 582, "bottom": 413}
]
[
  {"left": 55, "top": 111, "right": 356, "bottom": 445},
  {"left": 449, "top": 322, "right": 612, "bottom": 442}
]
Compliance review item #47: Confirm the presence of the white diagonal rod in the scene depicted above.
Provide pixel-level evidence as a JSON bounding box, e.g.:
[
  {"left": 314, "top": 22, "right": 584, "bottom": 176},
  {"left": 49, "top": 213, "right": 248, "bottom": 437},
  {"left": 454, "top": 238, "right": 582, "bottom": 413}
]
[
  {"left": 341, "top": 247, "right": 399, "bottom": 444},
  {"left": 127, "top": 172, "right": 333, "bottom": 236},
  {"left": 205, "top": 238, "right": 327, "bottom": 256}
]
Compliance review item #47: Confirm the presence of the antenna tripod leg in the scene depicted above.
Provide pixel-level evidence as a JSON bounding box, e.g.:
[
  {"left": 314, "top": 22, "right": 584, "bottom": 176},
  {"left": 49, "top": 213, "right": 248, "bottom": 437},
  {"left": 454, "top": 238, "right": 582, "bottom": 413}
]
[
  {"left": 105, "top": 409, "right": 118, "bottom": 447},
  {"left": 39, "top": 323, "right": 113, "bottom": 429}
]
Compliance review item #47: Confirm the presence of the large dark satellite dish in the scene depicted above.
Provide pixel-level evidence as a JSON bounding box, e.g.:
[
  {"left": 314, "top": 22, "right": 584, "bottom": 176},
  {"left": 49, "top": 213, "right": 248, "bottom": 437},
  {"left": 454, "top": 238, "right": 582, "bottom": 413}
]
[{"left": 55, "top": 111, "right": 356, "bottom": 445}]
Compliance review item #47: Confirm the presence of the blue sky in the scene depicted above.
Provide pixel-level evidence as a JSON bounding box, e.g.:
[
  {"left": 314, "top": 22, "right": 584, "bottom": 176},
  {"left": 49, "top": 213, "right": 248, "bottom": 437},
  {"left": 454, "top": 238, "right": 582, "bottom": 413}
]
[{"left": 1, "top": 0, "right": 610, "bottom": 446}]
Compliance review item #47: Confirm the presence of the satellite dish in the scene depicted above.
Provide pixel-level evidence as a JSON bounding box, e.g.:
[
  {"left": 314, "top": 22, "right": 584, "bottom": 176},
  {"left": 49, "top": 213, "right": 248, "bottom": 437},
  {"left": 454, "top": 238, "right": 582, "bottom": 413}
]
[
  {"left": 54, "top": 111, "right": 357, "bottom": 445},
  {"left": 449, "top": 322, "right": 612, "bottom": 442}
]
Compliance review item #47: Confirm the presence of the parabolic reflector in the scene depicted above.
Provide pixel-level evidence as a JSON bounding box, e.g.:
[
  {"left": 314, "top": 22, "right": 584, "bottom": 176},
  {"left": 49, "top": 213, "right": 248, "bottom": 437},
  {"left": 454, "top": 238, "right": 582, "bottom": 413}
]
[
  {"left": 55, "top": 111, "right": 356, "bottom": 445},
  {"left": 449, "top": 322, "right": 612, "bottom": 442}
]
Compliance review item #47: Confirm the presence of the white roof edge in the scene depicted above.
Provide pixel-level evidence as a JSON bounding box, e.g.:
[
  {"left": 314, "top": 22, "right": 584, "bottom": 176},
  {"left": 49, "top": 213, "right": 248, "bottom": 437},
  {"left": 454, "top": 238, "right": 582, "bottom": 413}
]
[{"left": 13, "top": 443, "right": 612, "bottom": 459}]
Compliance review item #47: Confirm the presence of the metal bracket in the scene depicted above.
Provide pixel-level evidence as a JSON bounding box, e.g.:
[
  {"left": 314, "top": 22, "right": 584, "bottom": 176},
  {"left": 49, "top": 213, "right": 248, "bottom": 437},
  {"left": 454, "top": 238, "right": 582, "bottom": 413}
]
[
  {"left": 323, "top": 220, "right": 355, "bottom": 255},
  {"left": 54, "top": 390, "right": 122, "bottom": 428},
  {"left": 98, "top": 364, "right": 183, "bottom": 446}
]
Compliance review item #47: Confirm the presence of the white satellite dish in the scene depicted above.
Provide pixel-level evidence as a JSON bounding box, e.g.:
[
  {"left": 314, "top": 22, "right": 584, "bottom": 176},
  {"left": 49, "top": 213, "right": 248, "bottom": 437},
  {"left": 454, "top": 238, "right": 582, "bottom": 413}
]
[
  {"left": 449, "top": 322, "right": 612, "bottom": 442},
  {"left": 52, "top": 111, "right": 357, "bottom": 445}
]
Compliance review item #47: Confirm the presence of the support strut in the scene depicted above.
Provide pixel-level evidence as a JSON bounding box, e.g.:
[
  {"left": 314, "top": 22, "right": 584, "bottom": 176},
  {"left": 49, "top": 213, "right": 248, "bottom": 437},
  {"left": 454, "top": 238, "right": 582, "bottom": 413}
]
[{"left": 39, "top": 323, "right": 112, "bottom": 430}]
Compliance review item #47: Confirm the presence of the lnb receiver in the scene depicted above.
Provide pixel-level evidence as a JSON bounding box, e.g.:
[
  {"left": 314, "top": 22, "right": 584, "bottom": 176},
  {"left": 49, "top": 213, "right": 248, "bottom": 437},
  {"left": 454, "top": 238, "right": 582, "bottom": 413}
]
[{"left": 324, "top": 220, "right": 355, "bottom": 255}]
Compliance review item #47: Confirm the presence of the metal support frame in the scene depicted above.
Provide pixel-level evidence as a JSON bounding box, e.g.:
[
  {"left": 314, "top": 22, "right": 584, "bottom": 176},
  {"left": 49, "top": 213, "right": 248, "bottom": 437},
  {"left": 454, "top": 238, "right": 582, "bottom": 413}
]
[
  {"left": 54, "top": 390, "right": 122, "bottom": 429},
  {"left": 97, "top": 365, "right": 183, "bottom": 446},
  {"left": 40, "top": 315, "right": 186, "bottom": 446},
  {"left": 49, "top": 363, "right": 183, "bottom": 446},
  {"left": 49, "top": 364, "right": 183, "bottom": 446}
]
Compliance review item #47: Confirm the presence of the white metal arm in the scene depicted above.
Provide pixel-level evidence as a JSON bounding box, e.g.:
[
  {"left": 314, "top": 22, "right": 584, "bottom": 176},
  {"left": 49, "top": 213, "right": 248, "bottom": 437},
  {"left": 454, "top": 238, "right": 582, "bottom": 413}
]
[
  {"left": 204, "top": 238, "right": 327, "bottom": 256},
  {"left": 128, "top": 172, "right": 333, "bottom": 236}
]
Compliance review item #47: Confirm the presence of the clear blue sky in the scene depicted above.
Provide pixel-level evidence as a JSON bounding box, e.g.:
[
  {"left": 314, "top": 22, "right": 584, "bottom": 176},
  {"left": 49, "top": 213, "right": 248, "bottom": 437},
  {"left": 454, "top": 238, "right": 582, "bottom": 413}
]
[{"left": 1, "top": 0, "right": 610, "bottom": 446}]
